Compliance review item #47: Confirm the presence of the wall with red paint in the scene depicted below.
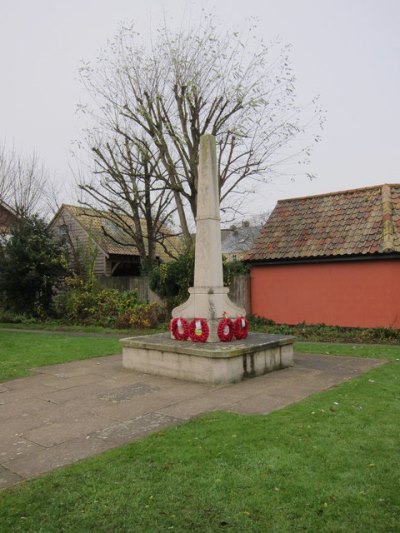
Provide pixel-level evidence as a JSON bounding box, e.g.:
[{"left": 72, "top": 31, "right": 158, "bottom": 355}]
[{"left": 250, "top": 260, "right": 400, "bottom": 329}]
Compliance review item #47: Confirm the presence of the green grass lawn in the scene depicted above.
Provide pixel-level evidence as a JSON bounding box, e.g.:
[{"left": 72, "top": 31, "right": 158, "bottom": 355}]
[
  {"left": 0, "top": 321, "right": 164, "bottom": 335},
  {"left": 0, "top": 331, "right": 122, "bottom": 382},
  {"left": 1, "top": 338, "right": 399, "bottom": 531}
]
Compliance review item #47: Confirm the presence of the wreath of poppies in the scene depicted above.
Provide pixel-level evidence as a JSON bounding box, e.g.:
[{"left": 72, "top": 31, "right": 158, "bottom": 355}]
[
  {"left": 188, "top": 318, "right": 209, "bottom": 343},
  {"left": 217, "top": 317, "right": 234, "bottom": 342},
  {"left": 170, "top": 317, "right": 189, "bottom": 341},
  {"left": 233, "top": 316, "right": 249, "bottom": 340}
]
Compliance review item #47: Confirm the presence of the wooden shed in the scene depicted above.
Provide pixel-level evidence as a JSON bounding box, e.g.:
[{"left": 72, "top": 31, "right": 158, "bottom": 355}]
[
  {"left": 0, "top": 200, "right": 19, "bottom": 236},
  {"left": 51, "top": 204, "right": 180, "bottom": 277}
]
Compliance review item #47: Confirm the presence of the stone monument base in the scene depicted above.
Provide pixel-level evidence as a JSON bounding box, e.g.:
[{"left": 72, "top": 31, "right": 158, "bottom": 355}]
[{"left": 121, "top": 332, "right": 295, "bottom": 384}]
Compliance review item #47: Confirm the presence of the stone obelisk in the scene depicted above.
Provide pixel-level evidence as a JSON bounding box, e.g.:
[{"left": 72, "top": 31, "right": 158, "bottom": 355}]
[{"left": 171, "top": 134, "right": 245, "bottom": 342}]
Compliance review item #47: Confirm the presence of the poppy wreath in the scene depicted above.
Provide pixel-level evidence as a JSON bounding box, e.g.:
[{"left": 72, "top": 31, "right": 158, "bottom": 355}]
[
  {"left": 217, "top": 317, "right": 234, "bottom": 342},
  {"left": 188, "top": 318, "right": 209, "bottom": 343},
  {"left": 170, "top": 317, "right": 189, "bottom": 341},
  {"left": 233, "top": 316, "right": 249, "bottom": 340}
]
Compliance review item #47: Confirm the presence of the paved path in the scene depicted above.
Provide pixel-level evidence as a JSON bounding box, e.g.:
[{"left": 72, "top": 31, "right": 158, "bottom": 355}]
[{"left": 0, "top": 352, "right": 383, "bottom": 490}]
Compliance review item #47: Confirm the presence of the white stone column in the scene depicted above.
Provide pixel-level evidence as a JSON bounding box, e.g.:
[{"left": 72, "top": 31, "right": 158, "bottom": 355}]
[
  {"left": 194, "top": 134, "right": 224, "bottom": 288},
  {"left": 171, "top": 134, "right": 245, "bottom": 342}
]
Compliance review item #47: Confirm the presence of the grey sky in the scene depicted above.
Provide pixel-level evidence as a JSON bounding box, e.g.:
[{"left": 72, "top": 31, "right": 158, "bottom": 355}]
[{"left": 1, "top": 0, "right": 399, "bottom": 215}]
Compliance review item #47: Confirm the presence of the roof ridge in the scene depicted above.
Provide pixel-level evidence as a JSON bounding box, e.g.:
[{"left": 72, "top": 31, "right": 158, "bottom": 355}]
[
  {"left": 278, "top": 183, "right": 400, "bottom": 204},
  {"left": 381, "top": 184, "right": 395, "bottom": 252},
  {"left": 0, "top": 198, "right": 17, "bottom": 216},
  {"left": 64, "top": 204, "right": 105, "bottom": 215}
]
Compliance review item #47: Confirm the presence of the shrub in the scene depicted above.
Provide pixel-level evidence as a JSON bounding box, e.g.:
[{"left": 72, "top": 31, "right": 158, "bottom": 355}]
[
  {"left": 0, "top": 215, "right": 67, "bottom": 316},
  {"left": 223, "top": 258, "right": 249, "bottom": 286},
  {"left": 115, "top": 303, "right": 167, "bottom": 329},
  {"left": 0, "top": 310, "right": 26, "bottom": 324},
  {"left": 57, "top": 277, "right": 141, "bottom": 326},
  {"left": 149, "top": 248, "right": 195, "bottom": 310},
  {"left": 149, "top": 247, "right": 248, "bottom": 311},
  {"left": 249, "top": 316, "right": 400, "bottom": 344}
]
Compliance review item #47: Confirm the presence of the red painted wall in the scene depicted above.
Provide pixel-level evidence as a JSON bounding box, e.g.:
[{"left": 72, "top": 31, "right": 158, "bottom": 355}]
[{"left": 250, "top": 260, "right": 400, "bottom": 329}]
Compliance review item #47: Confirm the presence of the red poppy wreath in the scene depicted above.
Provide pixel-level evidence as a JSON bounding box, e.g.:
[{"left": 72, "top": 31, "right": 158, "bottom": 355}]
[
  {"left": 217, "top": 317, "right": 234, "bottom": 342},
  {"left": 170, "top": 317, "right": 189, "bottom": 341},
  {"left": 233, "top": 316, "right": 249, "bottom": 340},
  {"left": 188, "top": 318, "right": 209, "bottom": 343}
]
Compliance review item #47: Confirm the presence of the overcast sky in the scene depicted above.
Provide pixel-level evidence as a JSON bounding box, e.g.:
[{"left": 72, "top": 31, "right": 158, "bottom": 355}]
[{"left": 1, "top": 0, "right": 399, "bottom": 216}]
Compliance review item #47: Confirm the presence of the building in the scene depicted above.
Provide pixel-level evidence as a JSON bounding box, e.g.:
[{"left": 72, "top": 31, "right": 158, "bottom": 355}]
[
  {"left": 221, "top": 222, "right": 261, "bottom": 262},
  {"left": 246, "top": 184, "right": 400, "bottom": 329},
  {"left": 0, "top": 200, "right": 19, "bottom": 237},
  {"left": 50, "top": 204, "right": 180, "bottom": 277}
]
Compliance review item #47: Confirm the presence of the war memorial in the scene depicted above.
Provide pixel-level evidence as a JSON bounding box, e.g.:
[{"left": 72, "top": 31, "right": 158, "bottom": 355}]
[{"left": 121, "top": 134, "right": 294, "bottom": 383}]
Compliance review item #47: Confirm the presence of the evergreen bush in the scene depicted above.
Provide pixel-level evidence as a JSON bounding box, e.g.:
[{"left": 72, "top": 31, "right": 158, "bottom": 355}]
[
  {"left": 0, "top": 216, "right": 67, "bottom": 316},
  {"left": 149, "top": 248, "right": 248, "bottom": 311}
]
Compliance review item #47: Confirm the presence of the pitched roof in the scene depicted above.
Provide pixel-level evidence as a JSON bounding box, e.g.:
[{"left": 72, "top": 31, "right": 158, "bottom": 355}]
[
  {"left": 0, "top": 198, "right": 17, "bottom": 216},
  {"left": 246, "top": 184, "right": 400, "bottom": 262},
  {"left": 221, "top": 225, "right": 261, "bottom": 254},
  {"left": 0, "top": 199, "right": 19, "bottom": 233},
  {"left": 53, "top": 204, "right": 181, "bottom": 261}
]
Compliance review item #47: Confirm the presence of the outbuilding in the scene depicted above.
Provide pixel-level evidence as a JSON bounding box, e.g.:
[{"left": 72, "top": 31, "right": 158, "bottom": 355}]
[
  {"left": 246, "top": 184, "right": 400, "bottom": 329},
  {"left": 0, "top": 199, "right": 19, "bottom": 237},
  {"left": 50, "top": 204, "right": 180, "bottom": 277}
]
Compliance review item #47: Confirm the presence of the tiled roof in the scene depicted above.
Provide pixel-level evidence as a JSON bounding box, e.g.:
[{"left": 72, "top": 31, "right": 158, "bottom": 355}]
[
  {"left": 246, "top": 184, "right": 400, "bottom": 262},
  {"left": 56, "top": 205, "right": 181, "bottom": 261}
]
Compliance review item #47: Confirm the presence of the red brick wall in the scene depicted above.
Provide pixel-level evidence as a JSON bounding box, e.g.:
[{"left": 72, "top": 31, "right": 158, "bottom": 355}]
[{"left": 250, "top": 260, "right": 400, "bottom": 329}]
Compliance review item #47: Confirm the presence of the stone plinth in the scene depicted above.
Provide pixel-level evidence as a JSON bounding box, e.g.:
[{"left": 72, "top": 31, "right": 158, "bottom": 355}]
[{"left": 121, "top": 333, "right": 295, "bottom": 384}]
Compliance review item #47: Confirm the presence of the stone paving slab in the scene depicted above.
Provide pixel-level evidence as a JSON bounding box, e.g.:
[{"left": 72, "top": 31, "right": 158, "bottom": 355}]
[
  {"left": 0, "top": 352, "right": 385, "bottom": 490},
  {"left": 0, "top": 435, "right": 44, "bottom": 463},
  {"left": 97, "top": 382, "right": 161, "bottom": 402},
  {"left": 0, "top": 397, "right": 51, "bottom": 419},
  {"left": 61, "top": 394, "right": 173, "bottom": 423},
  {"left": 0, "top": 465, "right": 23, "bottom": 489},
  {"left": 24, "top": 412, "right": 117, "bottom": 448},
  {"left": 3, "top": 436, "right": 114, "bottom": 478},
  {"left": 91, "top": 412, "right": 181, "bottom": 445},
  {"left": 156, "top": 394, "right": 237, "bottom": 420},
  {"left": 227, "top": 393, "right": 296, "bottom": 415},
  {"left": 35, "top": 354, "right": 122, "bottom": 378}
]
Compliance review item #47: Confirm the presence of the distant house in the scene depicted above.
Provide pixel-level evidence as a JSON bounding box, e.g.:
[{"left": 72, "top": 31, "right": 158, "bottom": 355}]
[
  {"left": 0, "top": 200, "right": 19, "bottom": 237},
  {"left": 246, "top": 184, "right": 400, "bottom": 329},
  {"left": 50, "top": 204, "right": 180, "bottom": 277},
  {"left": 221, "top": 222, "right": 261, "bottom": 262}
]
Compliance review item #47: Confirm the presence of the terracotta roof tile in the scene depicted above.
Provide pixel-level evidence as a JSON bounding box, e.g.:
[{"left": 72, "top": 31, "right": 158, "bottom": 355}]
[{"left": 246, "top": 184, "right": 400, "bottom": 261}]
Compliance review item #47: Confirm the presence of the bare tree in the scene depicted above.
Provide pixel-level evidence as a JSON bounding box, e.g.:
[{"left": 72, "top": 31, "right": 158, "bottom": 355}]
[
  {"left": 0, "top": 142, "right": 54, "bottom": 217},
  {"left": 77, "top": 14, "right": 325, "bottom": 242},
  {"left": 78, "top": 129, "right": 177, "bottom": 268}
]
